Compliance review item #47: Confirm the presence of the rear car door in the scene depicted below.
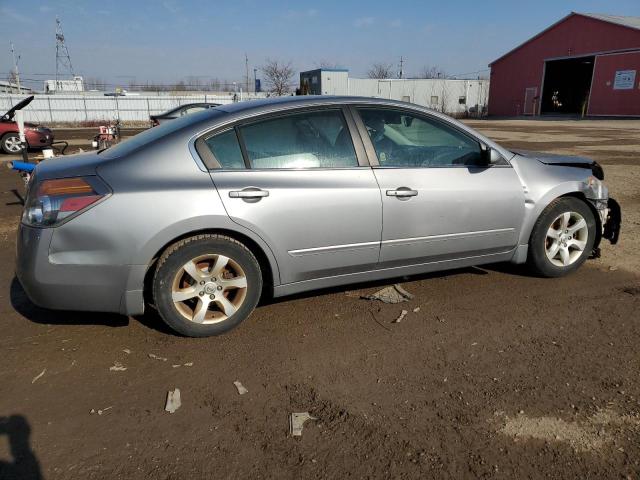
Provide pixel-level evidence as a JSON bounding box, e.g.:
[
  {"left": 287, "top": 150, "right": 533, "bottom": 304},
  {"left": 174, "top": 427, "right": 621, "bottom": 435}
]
[
  {"left": 353, "top": 106, "right": 525, "bottom": 266},
  {"left": 199, "top": 107, "right": 382, "bottom": 284}
]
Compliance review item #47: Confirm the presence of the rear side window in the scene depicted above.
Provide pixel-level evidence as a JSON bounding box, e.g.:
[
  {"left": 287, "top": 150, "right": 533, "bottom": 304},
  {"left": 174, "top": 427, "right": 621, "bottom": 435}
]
[
  {"left": 204, "top": 129, "right": 245, "bottom": 169},
  {"left": 239, "top": 110, "right": 358, "bottom": 169}
]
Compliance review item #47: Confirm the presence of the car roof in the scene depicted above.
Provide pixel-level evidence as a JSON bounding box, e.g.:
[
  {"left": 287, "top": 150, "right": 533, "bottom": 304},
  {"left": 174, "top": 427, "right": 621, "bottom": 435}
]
[
  {"left": 177, "top": 102, "right": 220, "bottom": 108},
  {"left": 216, "top": 95, "right": 415, "bottom": 114},
  {"left": 155, "top": 103, "right": 220, "bottom": 117}
]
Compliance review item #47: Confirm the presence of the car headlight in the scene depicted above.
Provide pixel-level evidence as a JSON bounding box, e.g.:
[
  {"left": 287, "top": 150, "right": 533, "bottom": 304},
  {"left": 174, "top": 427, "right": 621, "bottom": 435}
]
[
  {"left": 22, "top": 176, "right": 110, "bottom": 227},
  {"left": 585, "top": 175, "right": 607, "bottom": 201}
]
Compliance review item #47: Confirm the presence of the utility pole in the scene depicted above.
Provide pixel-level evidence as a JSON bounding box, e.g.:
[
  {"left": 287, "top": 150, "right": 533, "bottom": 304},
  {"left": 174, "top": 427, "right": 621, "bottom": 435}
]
[
  {"left": 398, "top": 56, "right": 404, "bottom": 79},
  {"left": 10, "top": 42, "right": 21, "bottom": 93},
  {"left": 245, "top": 53, "right": 250, "bottom": 95}
]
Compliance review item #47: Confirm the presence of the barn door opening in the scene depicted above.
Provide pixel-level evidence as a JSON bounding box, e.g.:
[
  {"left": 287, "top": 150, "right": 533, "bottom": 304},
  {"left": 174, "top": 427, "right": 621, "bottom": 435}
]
[{"left": 541, "top": 56, "right": 595, "bottom": 115}]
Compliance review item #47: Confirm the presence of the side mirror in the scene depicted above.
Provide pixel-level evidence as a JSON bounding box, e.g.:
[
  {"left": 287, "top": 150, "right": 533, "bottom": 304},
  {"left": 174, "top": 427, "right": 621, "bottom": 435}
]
[
  {"left": 480, "top": 146, "right": 505, "bottom": 166},
  {"left": 489, "top": 148, "right": 505, "bottom": 164}
]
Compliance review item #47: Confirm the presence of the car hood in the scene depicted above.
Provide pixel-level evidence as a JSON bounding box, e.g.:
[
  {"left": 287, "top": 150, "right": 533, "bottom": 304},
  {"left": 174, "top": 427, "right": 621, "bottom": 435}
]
[
  {"left": 513, "top": 150, "right": 604, "bottom": 180},
  {"left": 2, "top": 95, "right": 34, "bottom": 121}
]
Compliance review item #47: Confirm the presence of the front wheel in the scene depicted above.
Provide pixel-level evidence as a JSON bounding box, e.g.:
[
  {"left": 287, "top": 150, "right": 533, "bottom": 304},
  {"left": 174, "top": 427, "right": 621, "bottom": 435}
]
[
  {"left": 152, "top": 234, "right": 262, "bottom": 337},
  {"left": 1, "top": 133, "right": 23, "bottom": 154},
  {"left": 527, "top": 197, "right": 596, "bottom": 277}
]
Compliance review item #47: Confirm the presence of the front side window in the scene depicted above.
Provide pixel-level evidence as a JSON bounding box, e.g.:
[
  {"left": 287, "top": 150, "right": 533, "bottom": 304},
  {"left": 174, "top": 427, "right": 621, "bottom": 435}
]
[
  {"left": 238, "top": 110, "right": 358, "bottom": 169},
  {"left": 357, "top": 108, "right": 482, "bottom": 167}
]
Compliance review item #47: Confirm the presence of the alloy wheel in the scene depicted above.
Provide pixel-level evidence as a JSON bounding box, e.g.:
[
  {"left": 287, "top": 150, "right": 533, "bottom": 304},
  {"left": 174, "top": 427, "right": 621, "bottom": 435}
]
[
  {"left": 4, "top": 135, "right": 22, "bottom": 153},
  {"left": 171, "top": 254, "right": 248, "bottom": 324},
  {"left": 545, "top": 211, "right": 589, "bottom": 267}
]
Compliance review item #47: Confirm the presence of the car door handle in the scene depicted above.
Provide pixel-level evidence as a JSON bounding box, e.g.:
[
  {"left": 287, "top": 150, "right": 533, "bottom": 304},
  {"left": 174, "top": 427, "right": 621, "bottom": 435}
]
[
  {"left": 386, "top": 188, "right": 418, "bottom": 197},
  {"left": 229, "top": 188, "right": 269, "bottom": 199}
]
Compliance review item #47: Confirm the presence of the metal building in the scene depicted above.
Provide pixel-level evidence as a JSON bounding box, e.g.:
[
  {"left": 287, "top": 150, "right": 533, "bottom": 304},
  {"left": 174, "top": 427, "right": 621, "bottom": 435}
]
[
  {"left": 299, "top": 68, "right": 350, "bottom": 95},
  {"left": 488, "top": 12, "right": 640, "bottom": 117},
  {"left": 299, "top": 68, "right": 490, "bottom": 116}
]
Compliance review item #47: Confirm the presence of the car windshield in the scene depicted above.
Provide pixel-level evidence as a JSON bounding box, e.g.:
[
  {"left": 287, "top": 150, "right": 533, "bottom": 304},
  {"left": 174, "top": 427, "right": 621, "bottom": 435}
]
[{"left": 100, "top": 108, "right": 226, "bottom": 159}]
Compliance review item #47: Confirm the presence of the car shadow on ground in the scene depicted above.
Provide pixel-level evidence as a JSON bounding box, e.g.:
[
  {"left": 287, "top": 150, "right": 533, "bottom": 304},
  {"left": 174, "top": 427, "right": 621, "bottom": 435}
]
[
  {"left": 0, "top": 415, "right": 43, "bottom": 480},
  {"left": 9, "top": 263, "right": 533, "bottom": 336},
  {"left": 10, "top": 277, "right": 129, "bottom": 328}
]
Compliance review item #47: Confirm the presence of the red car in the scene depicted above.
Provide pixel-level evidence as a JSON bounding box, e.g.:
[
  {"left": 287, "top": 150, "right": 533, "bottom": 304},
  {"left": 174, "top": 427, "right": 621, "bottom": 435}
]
[{"left": 0, "top": 96, "right": 54, "bottom": 154}]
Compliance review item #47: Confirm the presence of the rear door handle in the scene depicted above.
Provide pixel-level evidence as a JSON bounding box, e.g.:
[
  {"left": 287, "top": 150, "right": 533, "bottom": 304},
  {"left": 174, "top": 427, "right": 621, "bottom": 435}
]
[
  {"left": 229, "top": 188, "right": 269, "bottom": 199},
  {"left": 386, "top": 188, "right": 418, "bottom": 198}
]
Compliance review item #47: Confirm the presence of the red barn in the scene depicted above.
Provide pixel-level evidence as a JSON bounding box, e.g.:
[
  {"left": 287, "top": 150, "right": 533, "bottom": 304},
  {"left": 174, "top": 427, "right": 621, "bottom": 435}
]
[{"left": 488, "top": 12, "right": 640, "bottom": 117}]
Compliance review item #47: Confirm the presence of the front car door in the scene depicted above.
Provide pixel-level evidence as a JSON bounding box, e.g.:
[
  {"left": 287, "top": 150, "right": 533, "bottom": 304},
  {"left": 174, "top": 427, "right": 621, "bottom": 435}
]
[
  {"left": 353, "top": 106, "right": 525, "bottom": 267},
  {"left": 198, "top": 107, "right": 382, "bottom": 284}
]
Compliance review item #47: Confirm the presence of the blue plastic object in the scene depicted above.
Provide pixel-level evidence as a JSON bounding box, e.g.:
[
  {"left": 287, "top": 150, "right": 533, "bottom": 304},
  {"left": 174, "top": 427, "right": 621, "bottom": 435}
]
[{"left": 8, "top": 161, "right": 35, "bottom": 173}]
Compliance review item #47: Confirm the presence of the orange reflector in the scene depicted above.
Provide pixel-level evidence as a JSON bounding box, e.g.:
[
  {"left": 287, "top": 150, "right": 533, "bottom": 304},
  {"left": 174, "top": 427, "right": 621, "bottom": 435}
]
[{"left": 38, "top": 178, "right": 94, "bottom": 196}]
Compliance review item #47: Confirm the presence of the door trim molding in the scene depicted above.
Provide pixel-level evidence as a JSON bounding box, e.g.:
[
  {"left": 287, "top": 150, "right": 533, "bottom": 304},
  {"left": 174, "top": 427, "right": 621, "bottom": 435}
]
[
  {"left": 288, "top": 240, "right": 380, "bottom": 257},
  {"left": 382, "top": 228, "right": 515, "bottom": 246}
]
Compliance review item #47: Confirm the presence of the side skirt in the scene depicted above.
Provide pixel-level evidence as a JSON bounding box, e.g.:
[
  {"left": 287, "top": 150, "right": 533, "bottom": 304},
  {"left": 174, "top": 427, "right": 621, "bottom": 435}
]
[{"left": 273, "top": 249, "right": 517, "bottom": 298}]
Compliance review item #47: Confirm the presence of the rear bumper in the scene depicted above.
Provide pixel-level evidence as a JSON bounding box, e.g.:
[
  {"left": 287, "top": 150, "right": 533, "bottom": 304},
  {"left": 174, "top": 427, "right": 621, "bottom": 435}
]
[{"left": 15, "top": 224, "right": 145, "bottom": 316}]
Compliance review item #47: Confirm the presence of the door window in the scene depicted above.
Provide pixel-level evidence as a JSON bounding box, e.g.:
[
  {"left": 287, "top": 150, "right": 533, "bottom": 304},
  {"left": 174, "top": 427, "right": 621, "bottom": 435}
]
[
  {"left": 357, "top": 108, "right": 483, "bottom": 168},
  {"left": 238, "top": 110, "right": 358, "bottom": 169},
  {"left": 203, "top": 128, "right": 245, "bottom": 169}
]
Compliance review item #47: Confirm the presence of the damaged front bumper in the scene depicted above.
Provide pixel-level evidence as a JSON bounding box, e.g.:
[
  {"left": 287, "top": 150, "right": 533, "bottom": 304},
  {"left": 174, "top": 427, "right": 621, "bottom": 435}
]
[
  {"left": 589, "top": 197, "right": 621, "bottom": 258},
  {"left": 602, "top": 198, "right": 621, "bottom": 244}
]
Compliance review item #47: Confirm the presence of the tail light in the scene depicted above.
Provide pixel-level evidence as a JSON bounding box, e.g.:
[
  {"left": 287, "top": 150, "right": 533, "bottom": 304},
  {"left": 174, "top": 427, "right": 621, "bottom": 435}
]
[{"left": 22, "top": 176, "right": 110, "bottom": 227}]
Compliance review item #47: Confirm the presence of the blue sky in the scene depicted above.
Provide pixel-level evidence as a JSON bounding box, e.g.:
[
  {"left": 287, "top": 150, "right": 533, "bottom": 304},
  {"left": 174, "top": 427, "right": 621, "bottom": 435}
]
[{"left": 2, "top": 0, "right": 640, "bottom": 89}]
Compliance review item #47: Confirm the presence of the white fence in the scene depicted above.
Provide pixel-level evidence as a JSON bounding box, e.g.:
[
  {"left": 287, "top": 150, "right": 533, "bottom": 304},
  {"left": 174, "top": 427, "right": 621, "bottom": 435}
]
[{"left": 0, "top": 93, "right": 266, "bottom": 124}]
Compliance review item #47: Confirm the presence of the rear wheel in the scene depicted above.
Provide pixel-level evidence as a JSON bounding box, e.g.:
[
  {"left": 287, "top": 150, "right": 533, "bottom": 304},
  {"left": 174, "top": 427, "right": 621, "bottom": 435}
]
[
  {"left": 527, "top": 197, "right": 596, "bottom": 277},
  {"left": 152, "top": 234, "right": 262, "bottom": 337},
  {"left": 1, "top": 133, "right": 23, "bottom": 154}
]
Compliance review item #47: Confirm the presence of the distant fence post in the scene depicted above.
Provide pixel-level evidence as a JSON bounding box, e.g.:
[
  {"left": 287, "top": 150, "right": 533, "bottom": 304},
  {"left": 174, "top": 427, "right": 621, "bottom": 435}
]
[
  {"left": 82, "top": 95, "right": 89, "bottom": 122},
  {"left": 146, "top": 97, "right": 151, "bottom": 122},
  {"left": 47, "top": 96, "right": 53, "bottom": 123},
  {"left": 114, "top": 95, "right": 120, "bottom": 122}
]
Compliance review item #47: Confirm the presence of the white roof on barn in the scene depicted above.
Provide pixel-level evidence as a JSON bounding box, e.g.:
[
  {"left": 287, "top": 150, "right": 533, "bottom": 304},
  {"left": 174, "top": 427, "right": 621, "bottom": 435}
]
[{"left": 580, "top": 13, "right": 640, "bottom": 31}]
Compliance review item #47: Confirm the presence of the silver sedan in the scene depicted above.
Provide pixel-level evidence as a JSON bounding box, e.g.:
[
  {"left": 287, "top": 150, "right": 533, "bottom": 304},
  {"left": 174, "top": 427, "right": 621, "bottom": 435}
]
[{"left": 16, "top": 96, "right": 621, "bottom": 336}]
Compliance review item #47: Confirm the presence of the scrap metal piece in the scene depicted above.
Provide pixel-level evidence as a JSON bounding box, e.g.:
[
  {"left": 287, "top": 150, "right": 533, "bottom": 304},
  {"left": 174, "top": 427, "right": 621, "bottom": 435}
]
[
  {"left": 393, "top": 310, "right": 409, "bottom": 323},
  {"left": 109, "top": 362, "right": 127, "bottom": 372},
  {"left": 289, "top": 412, "right": 317, "bottom": 437},
  {"left": 91, "top": 406, "right": 113, "bottom": 415},
  {"left": 165, "top": 388, "right": 181, "bottom": 413},
  {"left": 361, "top": 284, "right": 414, "bottom": 304},
  {"left": 233, "top": 381, "right": 248, "bottom": 395},
  {"left": 149, "top": 353, "right": 168, "bottom": 362},
  {"left": 31, "top": 368, "right": 46, "bottom": 384}
]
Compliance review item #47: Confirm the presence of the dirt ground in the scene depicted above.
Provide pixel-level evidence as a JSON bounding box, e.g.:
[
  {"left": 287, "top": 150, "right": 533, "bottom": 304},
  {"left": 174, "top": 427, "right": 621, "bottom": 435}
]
[{"left": 0, "top": 120, "right": 639, "bottom": 480}]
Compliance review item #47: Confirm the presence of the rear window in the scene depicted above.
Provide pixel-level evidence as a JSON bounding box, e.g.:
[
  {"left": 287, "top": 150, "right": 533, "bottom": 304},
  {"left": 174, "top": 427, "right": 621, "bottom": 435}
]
[{"left": 99, "top": 108, "right": 225, "bottom": 159}]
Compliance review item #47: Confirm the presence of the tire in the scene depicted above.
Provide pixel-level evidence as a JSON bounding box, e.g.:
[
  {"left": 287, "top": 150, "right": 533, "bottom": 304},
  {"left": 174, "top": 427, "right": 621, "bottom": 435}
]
[
  {"left": 527, "top": 197, "right": 596, "bottom": 277},
  {"left": 1, "top": 133, "right": 23, "bottom": 154},
  {"left": 152, "top": 234, "right": 262, "bottom": 337}
]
